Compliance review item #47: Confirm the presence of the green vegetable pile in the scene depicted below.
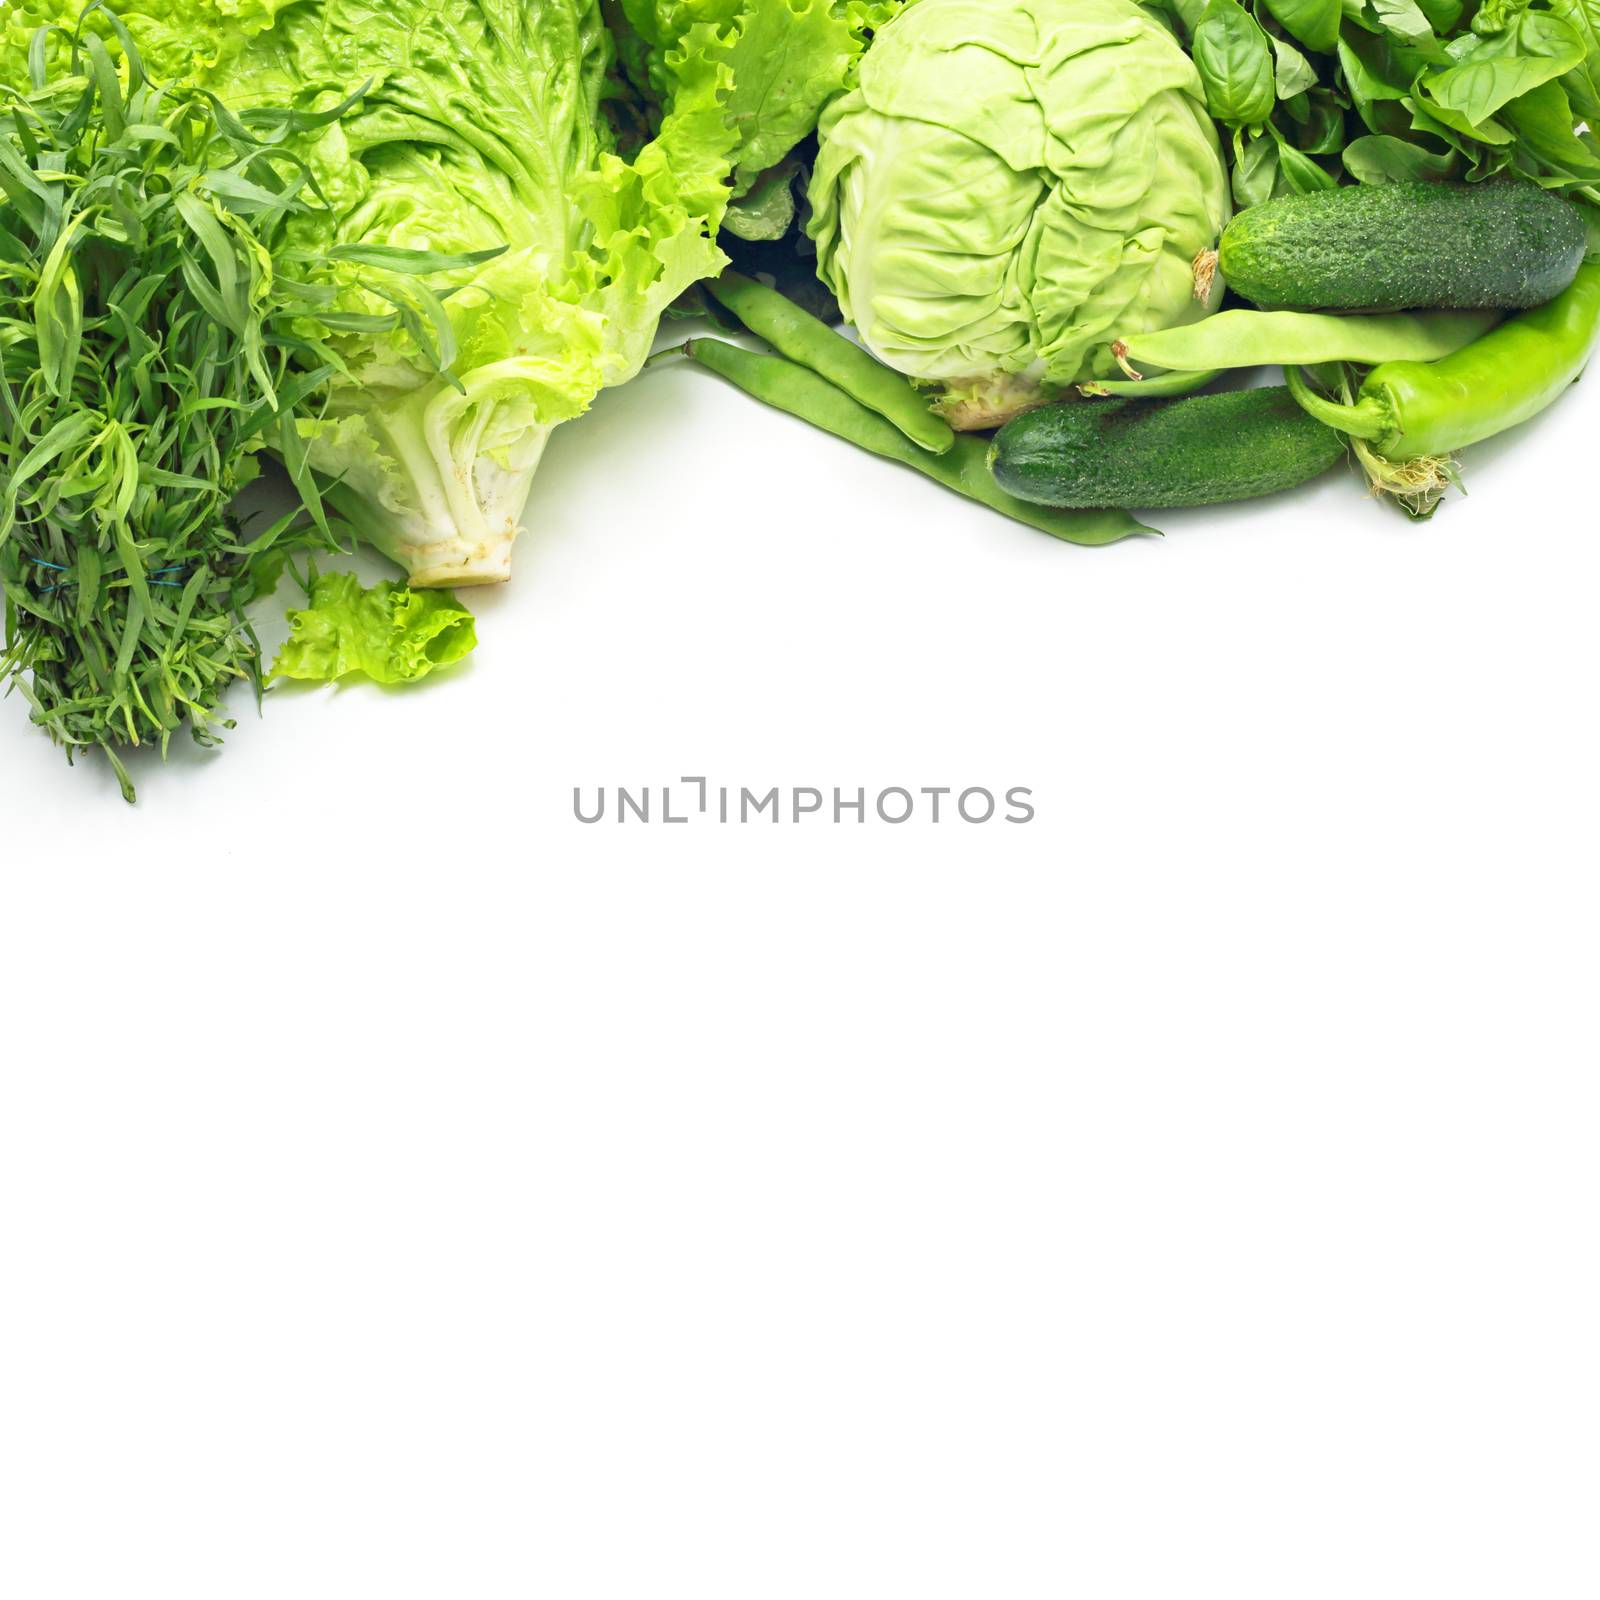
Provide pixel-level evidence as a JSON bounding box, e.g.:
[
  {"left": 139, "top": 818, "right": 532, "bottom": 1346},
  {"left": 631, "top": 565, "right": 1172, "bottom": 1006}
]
[
  {"left": 681, "top": 0, "right": 1600, "bottom": 522},
  {"left": 2, "top": 0, "right": 1597, "bottom": 799}
]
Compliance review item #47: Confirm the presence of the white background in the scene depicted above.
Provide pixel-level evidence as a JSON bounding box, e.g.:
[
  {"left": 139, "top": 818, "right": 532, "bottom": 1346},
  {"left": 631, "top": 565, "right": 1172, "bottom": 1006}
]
[{"left": 2, "top": 352, "right": 1597, "bottom": 1597}]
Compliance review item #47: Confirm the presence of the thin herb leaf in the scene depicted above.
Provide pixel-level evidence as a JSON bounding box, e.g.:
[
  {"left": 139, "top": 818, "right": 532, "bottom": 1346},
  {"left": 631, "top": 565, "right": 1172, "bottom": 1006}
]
[{"left": 0, "top": 24, "right": 462, "bottom": 799}]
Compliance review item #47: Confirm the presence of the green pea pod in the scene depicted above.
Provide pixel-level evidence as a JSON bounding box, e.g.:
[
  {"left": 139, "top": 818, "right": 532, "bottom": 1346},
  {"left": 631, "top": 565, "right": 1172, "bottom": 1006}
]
[
  {"left": 1116, "top": 308, "right": 1501, "bottom": 374},
  {"left": 681, "top": 339, "right": 1152, "bottom": 546},
  {"left": 1287, "top": 261, "right": 1600, "bottom": 460}
]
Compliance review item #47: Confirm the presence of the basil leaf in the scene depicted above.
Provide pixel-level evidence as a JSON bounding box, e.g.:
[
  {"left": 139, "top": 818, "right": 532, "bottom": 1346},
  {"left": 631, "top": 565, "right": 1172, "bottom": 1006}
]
[
  {"left": 1290, "top": 90, "right": 1357, "bottom": 152},
  {"left": 1500, "top": 79, "right": 1600, "bottom": 178},
  {"left": 1366, "top": 0, "right": 1441, "bottom": 48},
  {"left": 1271, "top": 35, "right": 1320, "bottom": 96},
  {"left": 1473, "top": 0, "right": 1533, "bottom": 33},
  {"left": 1269, "top": 126, "right": 1341, "bottom": 189},
  {"left": 1260, "top": 0, "right": 1341, "bottom": 52},
  {"left": 1415, "top": 0, "right": 1465, "bottom": 34},
  {"left": 1546, "top": 0, "right": 1600, "bottom": 122},
  {"left": 1194, "top": 0, "right": 1278, "bottom": 126},
  {"left": 1279, "top": 83, "right": 1347, "bottom": 151},
  {"left": 1406, "top": 93, "right": 1516, "bottom": 145},
  {"left": 1342, "top": 132, "right": 1462, "bottom": 180},
  {"left": 1155, "top": 0, "right": 1211, "bottom": 36},
  {"left": 1338, "top": 30, "right": 1426, "bottom": 101},
  {"left": 1423, "top": 13, "right": 1586, "bottom": 125},
  {"left": 1232, "top": 127, "right": 1284, "bottom": 205}
]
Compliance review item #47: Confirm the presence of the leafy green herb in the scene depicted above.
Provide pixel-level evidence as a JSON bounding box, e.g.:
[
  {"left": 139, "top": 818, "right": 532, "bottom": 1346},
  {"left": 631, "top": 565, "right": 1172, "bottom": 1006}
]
[
  {"left": 1156, "top": 0, "right": 1600, "bottom": 209},
  {"left": 1270, "top": 34, "right": 1320, "bottom": 99},
  {"left": 0, "top": 9, "right": 459, "bottom": 799},
  {"left": 1194, "top": 0, "right": 1278, "bottom": 127},
  {"left": 1260, "top": 0, "right": 1341, "bottom": 54},
  {"left": 1342, "top": 132, "right": 1462, "bottom": 181}
]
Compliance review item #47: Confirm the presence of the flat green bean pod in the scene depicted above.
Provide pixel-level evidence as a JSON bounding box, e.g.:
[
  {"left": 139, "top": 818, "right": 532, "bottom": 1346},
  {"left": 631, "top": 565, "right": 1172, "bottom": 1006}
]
[
  {"left": 706, "top": 272, "right": 957, "bottom": 455},
  {"left": 1114, "top": 308, "right": 1500, "bottom": 374},
  {"left": 680, "top": 340, "right": 1152, "bottom": 546}
]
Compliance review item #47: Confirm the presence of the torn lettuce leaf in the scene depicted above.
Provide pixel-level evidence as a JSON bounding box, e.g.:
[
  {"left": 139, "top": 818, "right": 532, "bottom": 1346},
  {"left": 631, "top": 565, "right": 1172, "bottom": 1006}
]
[{"left": 272, "top": 573, "right": 477, "bottom": 685}]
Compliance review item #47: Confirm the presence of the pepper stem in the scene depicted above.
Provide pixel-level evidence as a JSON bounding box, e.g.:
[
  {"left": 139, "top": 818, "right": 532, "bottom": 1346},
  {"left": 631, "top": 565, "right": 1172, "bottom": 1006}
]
[{"left": 1285, "top": 366, "right": 1388, "bottom": 441}]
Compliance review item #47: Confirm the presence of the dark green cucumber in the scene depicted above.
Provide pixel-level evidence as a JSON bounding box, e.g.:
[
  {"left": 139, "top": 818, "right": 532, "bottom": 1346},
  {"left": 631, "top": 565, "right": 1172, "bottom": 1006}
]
[
  {"left": 1219, "top": 181, "right": 1586, "bottom": 311},
  {"left": 989, "top": 388, "right": 1345, "bottom": 510}
]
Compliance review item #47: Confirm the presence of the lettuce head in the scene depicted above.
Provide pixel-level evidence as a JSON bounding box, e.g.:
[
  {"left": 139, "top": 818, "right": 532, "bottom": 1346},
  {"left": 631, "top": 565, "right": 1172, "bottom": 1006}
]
[
  {"left": 808, "top": 0, "right": 1232, "bottom": 427},
  {"left": 213, "top": 0, "right": 733, "bottom": 587},
  {"left": 5, "top": 0, "right": 855, "bottom": 587}
]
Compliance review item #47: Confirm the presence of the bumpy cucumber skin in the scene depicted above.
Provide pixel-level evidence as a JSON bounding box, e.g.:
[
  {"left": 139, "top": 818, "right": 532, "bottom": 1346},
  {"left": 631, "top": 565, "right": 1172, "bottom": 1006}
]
[
  {"left": 989, "top": 388, "right": 1346, "bottom": 510},
  {"left": 1219, "top": 181, "right": 1586, "bottom": 311}
]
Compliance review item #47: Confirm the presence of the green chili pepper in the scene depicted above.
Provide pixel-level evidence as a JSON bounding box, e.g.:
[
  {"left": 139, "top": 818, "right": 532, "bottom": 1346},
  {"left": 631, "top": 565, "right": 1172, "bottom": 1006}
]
[
  {"left": 1116, "top": 308, "right": 1501, "bottom": 375},
  {"left": 680, "top": 339, "right": 1152, "bottom": 546},
  {"left": 1285, "top": 261, "right": 1600, "bottom": 460},
  {"left": 705, "top": 271, "right": 958, "bottom": 455}
]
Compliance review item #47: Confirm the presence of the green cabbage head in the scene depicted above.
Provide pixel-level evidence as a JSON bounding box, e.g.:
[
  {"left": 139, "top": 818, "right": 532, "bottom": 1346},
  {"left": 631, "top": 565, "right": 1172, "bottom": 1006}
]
[{"left": 808, "top": 0, "right": 1232, "bottom": 427}]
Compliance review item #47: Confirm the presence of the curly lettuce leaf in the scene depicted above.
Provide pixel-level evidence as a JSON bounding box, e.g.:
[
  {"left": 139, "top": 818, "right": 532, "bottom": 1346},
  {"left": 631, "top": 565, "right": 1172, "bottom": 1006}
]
[
  {"left": 0, "top": 0, "right": 299, "bottom": 87},
  {"left": 271, "top": 573, "right": 476, "bottom": 684},
  {"left": 613, "top": 0, "right": 907, "bottom": 194}
]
